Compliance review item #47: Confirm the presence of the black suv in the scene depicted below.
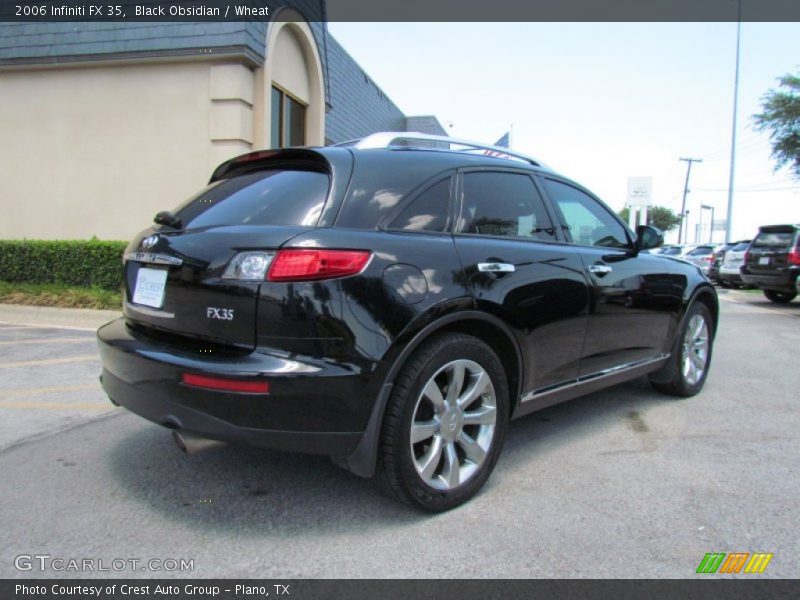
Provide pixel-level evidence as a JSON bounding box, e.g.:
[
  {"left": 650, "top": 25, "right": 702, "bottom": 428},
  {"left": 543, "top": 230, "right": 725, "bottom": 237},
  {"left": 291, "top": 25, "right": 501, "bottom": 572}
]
[
  {"left": 741, "top": 224, "right": 800, "bottom": 304},
  {"left": 97, "top": 133, "right": 718, "bottom": 511}
]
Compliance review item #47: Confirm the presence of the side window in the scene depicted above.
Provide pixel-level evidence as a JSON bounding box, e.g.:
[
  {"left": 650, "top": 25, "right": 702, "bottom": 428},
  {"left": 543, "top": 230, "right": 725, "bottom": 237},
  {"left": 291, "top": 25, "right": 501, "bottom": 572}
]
[
  {"left": 458, "top": 172, "right": 556, "bottom": 241},
  {"left": 388, "top": 178, "right": 451, "bottom": 232},
  {"left": 543, "top": 179, "right": 629, "bottom": 248}
]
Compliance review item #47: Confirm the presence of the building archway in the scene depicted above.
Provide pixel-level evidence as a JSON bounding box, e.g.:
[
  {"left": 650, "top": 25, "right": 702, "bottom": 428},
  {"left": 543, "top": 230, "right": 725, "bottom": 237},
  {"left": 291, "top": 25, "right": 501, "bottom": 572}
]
[{"left": 254, "top": 11, "right": 325, "bottom": 148}]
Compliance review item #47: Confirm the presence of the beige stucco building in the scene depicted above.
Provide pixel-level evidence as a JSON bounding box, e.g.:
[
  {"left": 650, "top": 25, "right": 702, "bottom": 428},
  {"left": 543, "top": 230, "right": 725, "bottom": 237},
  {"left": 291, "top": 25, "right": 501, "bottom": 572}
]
[{"left": 0, "top": 14, "right": 443, "bottom": 240}]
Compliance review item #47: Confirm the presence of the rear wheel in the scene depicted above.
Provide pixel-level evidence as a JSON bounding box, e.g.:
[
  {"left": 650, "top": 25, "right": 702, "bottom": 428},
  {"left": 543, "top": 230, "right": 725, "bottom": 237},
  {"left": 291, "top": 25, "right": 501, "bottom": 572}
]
[
  {"left": 378, "top": 333, "right": 509, "bottom": 512},
  {"left": 763, "top": 289, "right": 796, "bottom": 304},
  {"left": 649, "top": 302, "right": 714, "bottom": 397}
]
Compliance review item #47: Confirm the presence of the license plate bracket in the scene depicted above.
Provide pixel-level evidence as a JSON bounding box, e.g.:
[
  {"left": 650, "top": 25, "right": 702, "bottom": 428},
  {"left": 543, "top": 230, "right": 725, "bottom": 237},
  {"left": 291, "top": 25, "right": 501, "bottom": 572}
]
[
  {"left": 758, "top": 257, "right": 770, "bottom": 265},
  {"left": 132, "top": 267, "right": 168, "bottom": 309}
]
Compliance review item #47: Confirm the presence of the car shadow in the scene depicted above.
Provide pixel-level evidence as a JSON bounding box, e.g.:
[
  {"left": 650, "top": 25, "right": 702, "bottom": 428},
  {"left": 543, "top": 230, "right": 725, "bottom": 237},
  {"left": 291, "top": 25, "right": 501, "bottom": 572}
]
[
  {"left": 728, "top": 291, "right": 800, "bottom": 313},
  {"left": 108, "top": 377, "right": 668, "bottom": 533}
]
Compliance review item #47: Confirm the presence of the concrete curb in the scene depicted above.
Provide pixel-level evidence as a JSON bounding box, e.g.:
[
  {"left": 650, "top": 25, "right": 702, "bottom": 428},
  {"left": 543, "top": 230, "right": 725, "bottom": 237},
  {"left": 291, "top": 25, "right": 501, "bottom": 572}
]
[{"left": 0, "top": 303, "right": 120, "bottom": 331}]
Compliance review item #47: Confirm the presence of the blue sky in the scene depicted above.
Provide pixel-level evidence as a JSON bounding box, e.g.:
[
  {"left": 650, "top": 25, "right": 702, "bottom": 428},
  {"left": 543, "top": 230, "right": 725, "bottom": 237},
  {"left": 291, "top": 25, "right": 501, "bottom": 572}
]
[{"left": 328, "top": 22, "right": 800, "bottom": 242}]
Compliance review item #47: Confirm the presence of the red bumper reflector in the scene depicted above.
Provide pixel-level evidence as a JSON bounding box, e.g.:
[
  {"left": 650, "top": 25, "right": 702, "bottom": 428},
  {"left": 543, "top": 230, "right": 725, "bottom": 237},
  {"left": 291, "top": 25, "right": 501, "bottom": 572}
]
[{"left": 182, "top": 373, "right": 270, "bottom": 394}]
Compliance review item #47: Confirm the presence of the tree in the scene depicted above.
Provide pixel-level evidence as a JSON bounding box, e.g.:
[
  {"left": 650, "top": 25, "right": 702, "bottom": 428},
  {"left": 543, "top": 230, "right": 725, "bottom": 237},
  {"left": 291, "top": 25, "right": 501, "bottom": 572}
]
[
  {"left": 753, "top": 72, "right": 800, "bottom": 178},
  {"left": 618, "top": 205, "right": 681, "bottom": 232}
]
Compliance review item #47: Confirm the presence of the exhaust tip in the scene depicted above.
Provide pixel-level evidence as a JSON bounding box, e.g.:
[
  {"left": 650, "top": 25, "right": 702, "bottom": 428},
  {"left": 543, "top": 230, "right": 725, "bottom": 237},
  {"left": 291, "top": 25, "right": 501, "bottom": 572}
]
[
  {"left": 172, "top": 430, "right": 188, "bottom": 453},
  {"left": 172, "top": 430, "right": 226, "bottom": 455}
]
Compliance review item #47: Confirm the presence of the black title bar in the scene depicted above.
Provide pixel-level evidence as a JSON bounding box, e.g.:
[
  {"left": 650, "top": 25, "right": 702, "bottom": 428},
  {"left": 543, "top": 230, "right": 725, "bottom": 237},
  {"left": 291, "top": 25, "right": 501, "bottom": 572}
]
[
  {"left": 2, "top": 0, "right": 800, "bottom": 22},
  {"left": 3, "top": 579, "right": 800, "bottom": 600}
]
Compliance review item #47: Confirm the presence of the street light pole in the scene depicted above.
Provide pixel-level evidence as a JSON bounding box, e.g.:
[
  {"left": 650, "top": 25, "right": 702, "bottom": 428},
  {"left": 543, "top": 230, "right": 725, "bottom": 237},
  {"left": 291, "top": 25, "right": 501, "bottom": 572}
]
[
  {"left": 678, "top": 157, "right": 702, "bottom": 244},
  {"left": 725, "top": 0, "right": 742, "bottom": 243}
]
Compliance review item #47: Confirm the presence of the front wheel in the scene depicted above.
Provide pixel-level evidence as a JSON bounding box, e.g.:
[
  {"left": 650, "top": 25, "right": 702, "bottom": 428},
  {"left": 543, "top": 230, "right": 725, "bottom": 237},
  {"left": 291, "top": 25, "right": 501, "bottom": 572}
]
[
  {"left": 649, "top": 302, "right": 714, "bottom": 397},
  {"left": 377, "top": 333, "right": 509, "bottom": 512},
  {"left": 763, "top": 289, "right": 796, "bottom": 304}
]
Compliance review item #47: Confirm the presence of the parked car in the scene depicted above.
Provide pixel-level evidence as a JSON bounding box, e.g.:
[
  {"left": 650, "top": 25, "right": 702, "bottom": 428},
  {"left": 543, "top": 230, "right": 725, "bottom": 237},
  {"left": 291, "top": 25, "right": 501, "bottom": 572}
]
[
  {"left": 718, "top": 240, "right": 752, "bottom": 287},
  {"left": 681, "top": 244, "right": 717, "bottom": 275},
  {"left": 708, "top": 241, "right": 741, "bottom": 284},
  {"left": 659, "top": 244, "right": 692, "bottom": 257},
  {"left": 741, "top": 224, "right": 800, "bottom": 303},
  {"left": 97, "top": 132, "right": 718, "bottom": 511}
]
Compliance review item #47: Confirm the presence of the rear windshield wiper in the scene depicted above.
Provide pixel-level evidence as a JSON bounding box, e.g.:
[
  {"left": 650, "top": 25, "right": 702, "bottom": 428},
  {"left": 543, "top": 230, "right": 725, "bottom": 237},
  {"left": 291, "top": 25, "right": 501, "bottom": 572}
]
[{"left": 154, "top": 211, "right": 183, "bottom": 229}]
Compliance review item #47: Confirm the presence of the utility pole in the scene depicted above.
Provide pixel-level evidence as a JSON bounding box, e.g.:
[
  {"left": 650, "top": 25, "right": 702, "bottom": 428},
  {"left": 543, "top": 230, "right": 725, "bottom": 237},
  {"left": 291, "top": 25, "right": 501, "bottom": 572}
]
[
  {"left": 678, "top": 157, "right": 702, "bottom": 244},
  {"left": 725, "top": 0, "right": 742, "bottom": 243}
]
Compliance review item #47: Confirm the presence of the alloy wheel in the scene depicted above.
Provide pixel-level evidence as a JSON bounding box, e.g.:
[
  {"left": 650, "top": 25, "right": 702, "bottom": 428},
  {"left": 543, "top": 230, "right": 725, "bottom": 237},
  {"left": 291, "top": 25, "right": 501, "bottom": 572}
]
[
  {"left": 410, "top": 359, "right": 497, "bottom": 491},
  {"left": 682, "top": 314, "right": 709, "bottom": 386}
]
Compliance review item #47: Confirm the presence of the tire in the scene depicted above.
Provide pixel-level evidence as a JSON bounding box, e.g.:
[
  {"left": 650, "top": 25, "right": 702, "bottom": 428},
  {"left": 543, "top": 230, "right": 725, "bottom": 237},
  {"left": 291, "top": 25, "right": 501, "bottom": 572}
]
[
  {"left": 649, "top": 302, "right": 714, "bottom": 397},
  {"left": 377, "top": 333, "right": 509, "bottom": 512},
  {"left": 718, "top": 280, "right": 731, "bottom": 289},
  {"left": 763, "top": 289, "right": 796, "bottom": 304}
]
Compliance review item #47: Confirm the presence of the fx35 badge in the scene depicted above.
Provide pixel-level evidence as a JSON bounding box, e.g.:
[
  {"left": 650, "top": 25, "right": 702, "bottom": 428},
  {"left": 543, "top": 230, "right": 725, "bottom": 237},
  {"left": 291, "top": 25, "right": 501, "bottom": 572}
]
[{"left": 207, "top": 307, "right": 235, "bottom": 321}]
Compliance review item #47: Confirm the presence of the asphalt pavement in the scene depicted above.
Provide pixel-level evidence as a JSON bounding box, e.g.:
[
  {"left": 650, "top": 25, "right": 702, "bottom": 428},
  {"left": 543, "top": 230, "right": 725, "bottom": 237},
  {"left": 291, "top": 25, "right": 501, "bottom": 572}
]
[{"left": 0, "top": 292, "right": 797, "bottom": 578}]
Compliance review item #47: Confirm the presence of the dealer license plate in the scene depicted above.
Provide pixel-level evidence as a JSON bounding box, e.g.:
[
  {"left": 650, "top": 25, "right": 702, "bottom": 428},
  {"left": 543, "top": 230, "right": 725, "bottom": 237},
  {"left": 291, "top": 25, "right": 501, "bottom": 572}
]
[{"left": 132, "top": 267, "right": 168, "bottom": 308}]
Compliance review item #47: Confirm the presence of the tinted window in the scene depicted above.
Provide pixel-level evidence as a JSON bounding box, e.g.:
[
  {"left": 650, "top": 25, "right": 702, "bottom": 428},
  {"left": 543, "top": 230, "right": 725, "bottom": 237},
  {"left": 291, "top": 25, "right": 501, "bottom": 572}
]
[
  {"left": 174, "top": 170, "right": 328, "bottom": 229},
  {"left": 662, "top": 247, "right": 683, "bottom": 255},
  {"left": 753, "top": 231, "right": 794, "bottom": 248},
  {"left": 543, "top": 179, "right": 629, "bottom": 248},
  {"left": 459, "top": 172, "right": 556, "bottom": 241},
  {"left": 688, "top": 246, "right": 714, "bottom": 256},
  {"left": 389, "top": 178, "right": 450, "bottom": 232},
  {"left": 731, "top": 242, "right": 750, "bottom": 252},
  {"left": 337, "top": 153, "right": 455, "bottom": 229}
]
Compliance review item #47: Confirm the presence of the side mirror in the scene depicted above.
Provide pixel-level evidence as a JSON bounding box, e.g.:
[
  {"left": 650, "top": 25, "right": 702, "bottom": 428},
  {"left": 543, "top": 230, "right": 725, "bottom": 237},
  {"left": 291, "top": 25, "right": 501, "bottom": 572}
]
[{"left": 636, "top": 225, "right": 664, "bottom": 251}]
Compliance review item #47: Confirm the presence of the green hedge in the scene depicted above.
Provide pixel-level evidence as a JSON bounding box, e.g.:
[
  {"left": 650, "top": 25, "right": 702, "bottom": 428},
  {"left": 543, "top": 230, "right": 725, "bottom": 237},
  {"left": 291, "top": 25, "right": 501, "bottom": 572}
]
[{"left": 0, "top": 240, "right": 127, "bottom": 290}]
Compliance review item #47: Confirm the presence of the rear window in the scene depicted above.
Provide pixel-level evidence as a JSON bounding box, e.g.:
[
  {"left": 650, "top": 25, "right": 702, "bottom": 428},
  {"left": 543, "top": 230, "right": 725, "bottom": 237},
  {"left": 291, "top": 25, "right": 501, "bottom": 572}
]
[
  {"left": 662, "top": 247, "right": 683, "bottom": 255},
  {"left": 731, "top": 242, "right": 750, "bottom": 252},
  {"left": 173, "top": 169, "right": 329, "bottom": 229},
  {"left": 752, "top": 231, "right": 795, "bottom": 249},
  {"left": 688, "top": 246, "right": 714, "bottom": 256}
]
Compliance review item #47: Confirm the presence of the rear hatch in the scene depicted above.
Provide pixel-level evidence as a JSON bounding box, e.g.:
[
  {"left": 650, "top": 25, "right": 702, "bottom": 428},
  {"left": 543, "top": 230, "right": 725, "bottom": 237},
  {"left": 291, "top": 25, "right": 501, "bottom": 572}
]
[
  {"left": 722, "top": 241, "right": 751, "bottom": 269},
  {"left": 123, "top": 161, "right": 333, "bottom": 350},
  {"left": 746, "top": 226, "right": 799, "bottom": 273}
]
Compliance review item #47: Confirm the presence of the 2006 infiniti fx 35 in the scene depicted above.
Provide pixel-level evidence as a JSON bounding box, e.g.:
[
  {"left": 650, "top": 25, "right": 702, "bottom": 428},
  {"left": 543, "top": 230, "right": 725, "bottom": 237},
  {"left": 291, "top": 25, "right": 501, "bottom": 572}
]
[{"left": 98, "top": 132, "right": 718, "bottom": 511}]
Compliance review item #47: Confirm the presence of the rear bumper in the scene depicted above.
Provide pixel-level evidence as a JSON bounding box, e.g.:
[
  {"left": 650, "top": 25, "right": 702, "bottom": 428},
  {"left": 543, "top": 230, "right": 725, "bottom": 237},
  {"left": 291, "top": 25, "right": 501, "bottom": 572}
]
[
  {"left": 718, "top": 266, "right": 743, "bottom": 283},
  {"left": 741, "top": 266, "right": 800, "bottom": 293},
  {"left": 97, "top": 318, "right": 372, "bottom": 456}
]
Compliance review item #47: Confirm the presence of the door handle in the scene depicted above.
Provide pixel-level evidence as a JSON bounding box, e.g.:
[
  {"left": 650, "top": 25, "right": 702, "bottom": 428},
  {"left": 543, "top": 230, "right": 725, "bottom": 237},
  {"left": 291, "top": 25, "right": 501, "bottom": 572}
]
[
  {"left": 478, "top": 262, "right": 515, "bottom": 273},
  {"left": 588, "top": 264, "right": 612, "bottom": 276}
]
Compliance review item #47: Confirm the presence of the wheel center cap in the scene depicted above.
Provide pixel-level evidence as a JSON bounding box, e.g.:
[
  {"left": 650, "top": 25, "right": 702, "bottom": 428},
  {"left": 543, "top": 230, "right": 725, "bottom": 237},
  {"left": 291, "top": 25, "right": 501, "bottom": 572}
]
[{"left": 441, "top": 410, "right": 462, "bottom": 442}]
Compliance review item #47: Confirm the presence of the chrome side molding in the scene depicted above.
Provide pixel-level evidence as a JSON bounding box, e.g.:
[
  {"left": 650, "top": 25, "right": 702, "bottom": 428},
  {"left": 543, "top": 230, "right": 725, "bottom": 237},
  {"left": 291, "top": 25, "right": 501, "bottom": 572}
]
[{"left": 521, "top": 354, "right": 670, "bottom": 403}]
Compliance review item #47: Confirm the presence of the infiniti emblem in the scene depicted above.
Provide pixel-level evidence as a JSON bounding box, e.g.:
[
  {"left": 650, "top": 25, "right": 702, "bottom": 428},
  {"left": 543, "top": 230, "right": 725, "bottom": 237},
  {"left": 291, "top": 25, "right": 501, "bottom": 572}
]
[
  {"left": 447, "top": 413, "right": 458, "bottom": 432},
  {"left": 141, "top": 235, "right": 158, "bottom": 249}
]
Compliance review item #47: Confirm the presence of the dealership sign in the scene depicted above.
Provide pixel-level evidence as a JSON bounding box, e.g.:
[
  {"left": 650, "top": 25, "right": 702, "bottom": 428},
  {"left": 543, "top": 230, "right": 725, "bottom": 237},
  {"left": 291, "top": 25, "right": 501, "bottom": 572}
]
[{"left": 627, "top": 177, "right": 653, "bottom": 207}]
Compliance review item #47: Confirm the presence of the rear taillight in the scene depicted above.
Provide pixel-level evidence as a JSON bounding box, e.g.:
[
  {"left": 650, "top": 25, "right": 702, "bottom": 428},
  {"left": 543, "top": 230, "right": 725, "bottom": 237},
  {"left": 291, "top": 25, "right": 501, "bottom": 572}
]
[
  {"left": 743, "top": 250, "right": 750, "bottom": 265},
  {"left": 788, "top": 248, "right": 800, "bottom": 266},
  {"left": 705, "top": 255, "right": 714, "bottom": 263},
  {"left": 182, "top": 373, "right": 270, "bottom": 394},
  {"left": 267, "top": 249, "right": 371, "bottom": 282}
]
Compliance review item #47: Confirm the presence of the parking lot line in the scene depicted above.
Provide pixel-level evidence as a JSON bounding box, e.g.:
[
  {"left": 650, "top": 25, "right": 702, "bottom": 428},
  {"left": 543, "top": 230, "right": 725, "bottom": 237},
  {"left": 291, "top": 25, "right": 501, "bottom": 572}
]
[
  {"left": 0, "top": 400, "right": 109, "bottom": 410},
  {"left": 0, "top": 383, "right": 99, "bottom": 398},
  {"left": 0, "top": 355, "right": 99, "bottom": 369},
  {"left": 0, "top": 337, "right": 95, "bottom": 346}
]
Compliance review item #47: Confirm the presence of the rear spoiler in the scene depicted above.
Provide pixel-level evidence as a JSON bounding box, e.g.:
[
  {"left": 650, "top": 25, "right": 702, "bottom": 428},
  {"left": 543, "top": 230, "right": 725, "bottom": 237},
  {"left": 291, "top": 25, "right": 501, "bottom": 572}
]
[{"left": 209, "top": 148, "right": 332, "bottom": 183}]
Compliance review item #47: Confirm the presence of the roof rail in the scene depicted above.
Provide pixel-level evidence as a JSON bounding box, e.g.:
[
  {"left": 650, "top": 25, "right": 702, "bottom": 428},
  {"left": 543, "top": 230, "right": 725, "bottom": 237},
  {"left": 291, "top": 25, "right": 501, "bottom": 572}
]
[{"left": 336, "top": 132, "right": 548, "bottom": 168}]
